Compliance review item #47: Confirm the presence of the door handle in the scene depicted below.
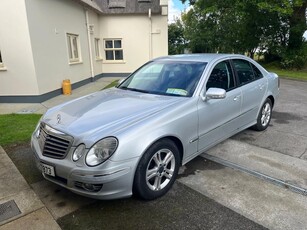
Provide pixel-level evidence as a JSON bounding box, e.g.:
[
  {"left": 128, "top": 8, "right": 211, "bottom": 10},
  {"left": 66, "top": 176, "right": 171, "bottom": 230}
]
[
  {"left": 233, "top": 95, "right": 241, "bottom": 101},
  {"left": 259, "top": 84, "right": 265, "bottom": 90}
]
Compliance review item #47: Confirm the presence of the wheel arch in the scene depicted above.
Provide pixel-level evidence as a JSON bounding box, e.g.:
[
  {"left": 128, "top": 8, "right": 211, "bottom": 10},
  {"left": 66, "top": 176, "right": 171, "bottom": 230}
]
[
  {"left": 137, "top": 135, "right": 184, "bottom": 167},
  {"left": 163, "top": 136, "right": 184, "bottom": 165},
  {"left": 267, "top": 95, "right": 275, "bottom": 108}
]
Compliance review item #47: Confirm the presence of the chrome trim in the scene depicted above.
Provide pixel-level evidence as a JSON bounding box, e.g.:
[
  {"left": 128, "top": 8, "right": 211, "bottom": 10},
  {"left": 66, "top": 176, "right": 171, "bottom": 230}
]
[
  {"left": 38, "top": 122, "right": 74, "bottom": 159},
  {"left": 199, "top": 108, "right": 255, "bottom": 138},
  {"left": 189, "top": 137, "right": 199, "bottom": 143}
]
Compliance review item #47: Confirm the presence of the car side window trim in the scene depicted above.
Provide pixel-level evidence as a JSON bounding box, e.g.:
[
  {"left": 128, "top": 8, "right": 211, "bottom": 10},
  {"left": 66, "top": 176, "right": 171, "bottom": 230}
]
[
  {"left": 250, "top": 63, "right": 264, "bottom": 80},
  {"left": 205, "top": 60, "right": 238, "bottom": 92},
  {"left": 231, "top": 59, "right": 264, "bottom": 86}
]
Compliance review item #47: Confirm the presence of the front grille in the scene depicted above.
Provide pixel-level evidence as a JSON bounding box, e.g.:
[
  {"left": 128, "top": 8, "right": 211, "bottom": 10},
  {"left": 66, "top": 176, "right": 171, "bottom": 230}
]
[{"left": 38, "top": 123, "right": 73, "bottom": 159}]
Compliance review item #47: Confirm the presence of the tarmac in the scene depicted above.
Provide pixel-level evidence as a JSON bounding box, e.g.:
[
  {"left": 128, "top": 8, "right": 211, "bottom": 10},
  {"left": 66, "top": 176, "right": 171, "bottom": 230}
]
[{"left": 0, "top": 77, "right": 307, "bottom": 229}]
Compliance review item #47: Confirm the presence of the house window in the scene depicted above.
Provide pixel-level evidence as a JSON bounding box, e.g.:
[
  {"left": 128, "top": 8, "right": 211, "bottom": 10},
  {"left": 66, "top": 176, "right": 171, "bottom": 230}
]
[
  {"left": 67, "top": 33, "right": 81, "bottom": 63},
  {"left": 95, "top": 38, "right": 102, "bottom": 60},
  {"left": 0, "top": 50, "right": 6, "bottom": 70},
  {"left": 0, "top": 50, "right": 3, "bottom": 68},
  {"left": 104, "top": 39, "right": 124, "bottom": 61}
]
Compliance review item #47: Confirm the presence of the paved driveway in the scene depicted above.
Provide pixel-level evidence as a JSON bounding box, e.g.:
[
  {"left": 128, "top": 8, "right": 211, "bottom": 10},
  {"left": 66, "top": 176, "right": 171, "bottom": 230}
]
[
  {"left": 232, "top": 78, "right": 307, "bottom": 159},
  {"left": 3, "top": 78, "right": 307, "bottom": 230}
]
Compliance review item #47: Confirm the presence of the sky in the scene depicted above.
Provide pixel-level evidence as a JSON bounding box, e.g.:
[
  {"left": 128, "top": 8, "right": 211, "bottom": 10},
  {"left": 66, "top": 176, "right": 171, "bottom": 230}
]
[{"left": 168, "top": 0, "right": 189, "bottom": 23}]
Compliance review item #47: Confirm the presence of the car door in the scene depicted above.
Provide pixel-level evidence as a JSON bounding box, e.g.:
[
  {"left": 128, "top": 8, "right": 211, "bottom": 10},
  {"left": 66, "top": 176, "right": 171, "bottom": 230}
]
[
  {"left": 197, "top": 60, "right": 242, "bottom": 152},
  {"left": 232, "top": 59, "right": 267, "bottom": 126}
]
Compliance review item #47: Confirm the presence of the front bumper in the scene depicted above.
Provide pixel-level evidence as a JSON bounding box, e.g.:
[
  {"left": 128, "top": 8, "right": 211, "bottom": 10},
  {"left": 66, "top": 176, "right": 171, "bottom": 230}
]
[{"left": 31, "top": 134, "right": 139, "bottom": 200}]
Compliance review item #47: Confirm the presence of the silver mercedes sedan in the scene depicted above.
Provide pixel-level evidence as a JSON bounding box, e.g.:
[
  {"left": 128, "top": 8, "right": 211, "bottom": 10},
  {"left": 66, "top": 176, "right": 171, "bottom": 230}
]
[{"left": 31, "top": 54, "right": 279, "bottom": 200}]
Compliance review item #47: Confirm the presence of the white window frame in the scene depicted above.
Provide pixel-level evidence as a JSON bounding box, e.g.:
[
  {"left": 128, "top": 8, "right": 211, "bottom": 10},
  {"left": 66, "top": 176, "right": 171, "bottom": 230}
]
[
  {"left": 94, "top": 38, "right": 102, "bottom": 60},
  {"left": 67, "top": 33, "right": 81, "bottom": 64},
  {"left": 104, "top": 39, "right": 124, "bottom": 62},
  {"left": 0, "top": 50, "right": 5, "bottom": 70}
]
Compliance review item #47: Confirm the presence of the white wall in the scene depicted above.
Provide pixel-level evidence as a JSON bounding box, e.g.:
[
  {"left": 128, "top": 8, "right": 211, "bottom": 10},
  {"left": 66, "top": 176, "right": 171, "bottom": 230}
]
[
  {"left": 25, "top": 0, "right": 100, "bottom": 95},
  {"left": 151, "top": 15, "right": 168, "bottom": 59},
  {"left": 0, "top": 0, "right": 168, "bottom": 97},
  {"left": 0, "top": 0, "right": 39, "bottom": 96},
  {"left": 99, "top": 14, "right": 168, "bottom": 73}
]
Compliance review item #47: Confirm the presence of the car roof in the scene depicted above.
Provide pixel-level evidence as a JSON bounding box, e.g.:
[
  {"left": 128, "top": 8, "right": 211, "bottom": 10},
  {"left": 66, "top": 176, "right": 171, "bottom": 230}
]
[{"left": 153, "top": 53, "right": 249, "bottom": 63}]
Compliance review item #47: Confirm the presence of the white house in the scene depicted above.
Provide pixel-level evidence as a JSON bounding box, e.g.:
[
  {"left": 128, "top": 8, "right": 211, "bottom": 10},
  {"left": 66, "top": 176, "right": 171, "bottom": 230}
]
[{"left": 0, "top": 0, "right": 168, "bottom": 103}]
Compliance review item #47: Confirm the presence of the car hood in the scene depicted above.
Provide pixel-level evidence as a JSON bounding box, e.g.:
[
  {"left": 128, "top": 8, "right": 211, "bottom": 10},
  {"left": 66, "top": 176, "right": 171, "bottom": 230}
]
[{"left": 43, "top": 88, "right": 184, "bottom": 137}]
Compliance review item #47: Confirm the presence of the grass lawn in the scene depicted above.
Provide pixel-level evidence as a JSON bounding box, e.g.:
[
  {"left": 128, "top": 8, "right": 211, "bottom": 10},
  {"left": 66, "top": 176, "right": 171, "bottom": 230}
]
[
  {"left": 102, "top": 80, "right": 119, "bottom": 90},
  {"left": 263, "top": 63, "right": 307, "bottom": 81},
  {"left": 0, "top": 114, "right": 41, "bottom": 147},
  {"left": 0, "top": 80, "right": 119, "bottom": 148},
  {"left": 265, "top": 68, "right": 307, "bottom": 81}
]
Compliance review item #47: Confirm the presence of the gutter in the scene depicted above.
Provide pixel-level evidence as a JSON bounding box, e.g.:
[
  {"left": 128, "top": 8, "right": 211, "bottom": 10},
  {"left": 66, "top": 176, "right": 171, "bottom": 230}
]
[
  {"left": 148, "top": 8, "right": 152, "bottom": 60},
  {"left": 85, "top": 9, "right": 95, "bottom": 81}
]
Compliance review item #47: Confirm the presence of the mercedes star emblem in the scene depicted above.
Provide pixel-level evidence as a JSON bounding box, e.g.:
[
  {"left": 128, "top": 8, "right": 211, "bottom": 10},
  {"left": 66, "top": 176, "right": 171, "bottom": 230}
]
[{"left": 57, "top": 114, "right": 61, "bottom": 124}]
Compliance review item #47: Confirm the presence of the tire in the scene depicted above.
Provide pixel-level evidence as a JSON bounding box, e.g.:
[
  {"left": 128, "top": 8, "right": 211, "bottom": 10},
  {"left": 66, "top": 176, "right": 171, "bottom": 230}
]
[
  {"left": 252, "top": 98, "right": 272, "bottom": 131},
  {"left": 133, "top": 139, "right": 180, "bottom": 200}
]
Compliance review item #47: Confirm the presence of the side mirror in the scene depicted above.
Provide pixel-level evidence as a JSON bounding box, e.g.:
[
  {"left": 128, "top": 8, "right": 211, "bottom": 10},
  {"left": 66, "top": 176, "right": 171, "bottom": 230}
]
[{"left": 202, "top": 88, "right": 226, "bottom": 101}]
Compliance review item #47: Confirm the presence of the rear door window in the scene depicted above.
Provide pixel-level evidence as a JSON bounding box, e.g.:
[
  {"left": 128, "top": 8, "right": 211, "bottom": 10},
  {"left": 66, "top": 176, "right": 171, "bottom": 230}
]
[
  {"left": 251, "top": 63, "right": 264, "bottom": 80},
  {"left": 232, "top": 59, "right": 255, "bottom": 85}
]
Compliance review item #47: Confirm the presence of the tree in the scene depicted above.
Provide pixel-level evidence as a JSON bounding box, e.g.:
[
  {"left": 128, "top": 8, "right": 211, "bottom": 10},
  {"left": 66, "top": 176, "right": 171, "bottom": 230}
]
[
  {"left": 168, "top": 19, "right": 186, "bottom": 55},
  {"left": 181, "top": 0, "right": 307, "bottom": 68},
  {"left": 181, "top": 0, "right": 271, "bottom": 56}
]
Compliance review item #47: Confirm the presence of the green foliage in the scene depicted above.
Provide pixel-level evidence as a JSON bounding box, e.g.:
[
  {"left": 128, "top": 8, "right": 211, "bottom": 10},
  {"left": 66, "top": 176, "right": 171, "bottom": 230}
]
[
  {"left": 102, "top": 80, "right": 119, "bottom": 90},
  {"left": 168, "top": 20, "right": 186, "bottom": 54},
  {"left": 0, "top": 114, "right": 41, "bottom": 147},
  {"left": 280, "top": 43, "right": 307, "bottom": 69},
  {"left": 182, "top": 0, "right": 277, "bottom": 55},
  {"left": 264, "top": 63, "right": 307, "bottom": 81},
  {"left": 181, "top": 0, "right": 307, "bottom": 69}
]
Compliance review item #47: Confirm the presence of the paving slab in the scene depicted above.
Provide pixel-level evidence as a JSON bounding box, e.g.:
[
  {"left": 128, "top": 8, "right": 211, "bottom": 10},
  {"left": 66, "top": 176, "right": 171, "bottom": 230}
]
[
  {"left": 178, "top": 157, "right": 307, "bottom": 230},
  {"left": 0, "top": 77, "right": 122, "bottom": 115},
  {"left": 205, "top": 139, "right": 307, "bottom": 190},
  {"left": 233, "top": 78, "right": 307, "bottom": 159},
  {"left": 232, "top": 128, "right": 307, "bottom": 159},
  {"left": 0, "top": 146, "right": 44, "bottom": 226},
  {"left": 0, "top": 208, "right": 60, "bottom": 230},
  {"left": 0, "top": 189, "right": 44, "bottom": 226},
  {"left": 0, "top": 147, "right": 29, "bottom": 199}
]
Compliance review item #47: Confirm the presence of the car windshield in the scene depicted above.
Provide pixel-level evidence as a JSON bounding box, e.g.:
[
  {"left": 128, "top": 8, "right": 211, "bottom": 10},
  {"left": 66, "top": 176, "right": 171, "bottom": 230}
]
[{"left": 118, "top": 61, "right": 207, "bottom": 97}]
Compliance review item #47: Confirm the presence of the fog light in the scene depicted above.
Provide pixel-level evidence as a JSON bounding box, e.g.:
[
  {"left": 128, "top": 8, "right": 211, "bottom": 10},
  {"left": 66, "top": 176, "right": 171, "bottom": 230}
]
[
  {"left": 83, "top": 183, "right": 94, "bottom": 191},
  {"left": 74, "top": 181, "right": 103, "bottom": 192}
]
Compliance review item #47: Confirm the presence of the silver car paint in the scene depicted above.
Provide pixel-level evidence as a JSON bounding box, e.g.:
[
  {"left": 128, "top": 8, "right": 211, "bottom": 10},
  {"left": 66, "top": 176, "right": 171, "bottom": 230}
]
[{"left": 31, "top": 54, "right": 279, "bottom": 199}]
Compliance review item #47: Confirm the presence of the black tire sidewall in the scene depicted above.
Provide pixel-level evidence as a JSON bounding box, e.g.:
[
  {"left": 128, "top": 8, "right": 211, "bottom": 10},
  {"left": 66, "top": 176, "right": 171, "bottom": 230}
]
[
  {"left": 133, "top": 139, "right": 180, "bottom": 200},
  {"left": 254, "top": 98, "right": 272, "bottom": 131}
]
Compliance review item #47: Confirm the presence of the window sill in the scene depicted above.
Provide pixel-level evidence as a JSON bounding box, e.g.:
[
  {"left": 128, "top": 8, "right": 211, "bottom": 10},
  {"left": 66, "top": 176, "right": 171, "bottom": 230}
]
[
  {"left": 69, "top": 61, "right": 83, "bottom": 65},
  {"left": 96, "top": 58, "right": 103, "bottom": 61},
  {"left": 103, "top": 60, "right": 126, "bottom": 64},
  {"left": 0, "top": 67, "right": 7, "bottom": 71}
]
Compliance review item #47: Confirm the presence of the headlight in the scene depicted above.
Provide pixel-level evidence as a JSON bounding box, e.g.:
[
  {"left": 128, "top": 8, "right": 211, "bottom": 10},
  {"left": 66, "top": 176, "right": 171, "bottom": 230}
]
[
  {"left": 34, "top": 117, "right": 43, "bottom": 138},
  {"left": 86, "top": 137, "right": 118, "bottom": 166},
  {"left": 72, "top": 144, "right": 86, "bottom": 161}
]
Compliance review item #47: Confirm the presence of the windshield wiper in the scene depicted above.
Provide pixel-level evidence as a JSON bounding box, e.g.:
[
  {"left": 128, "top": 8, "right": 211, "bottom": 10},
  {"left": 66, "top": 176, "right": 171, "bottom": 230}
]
[{"left": 119, "top": 86, "right": 150, "bottom": 94}]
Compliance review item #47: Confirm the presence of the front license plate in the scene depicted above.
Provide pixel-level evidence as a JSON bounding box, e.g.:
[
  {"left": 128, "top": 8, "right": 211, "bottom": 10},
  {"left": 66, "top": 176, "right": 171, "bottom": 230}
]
[{"left": 41, "top": 163, "right": 55, "bottom": 177}]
